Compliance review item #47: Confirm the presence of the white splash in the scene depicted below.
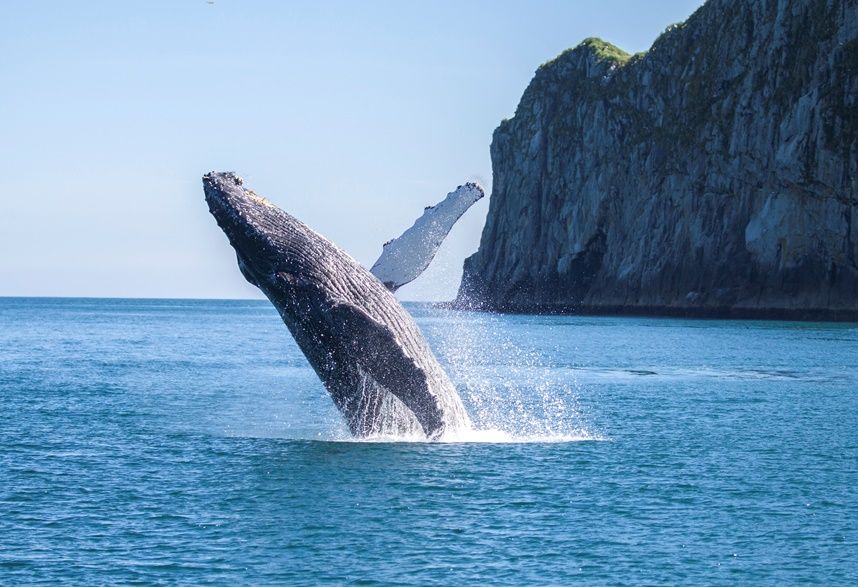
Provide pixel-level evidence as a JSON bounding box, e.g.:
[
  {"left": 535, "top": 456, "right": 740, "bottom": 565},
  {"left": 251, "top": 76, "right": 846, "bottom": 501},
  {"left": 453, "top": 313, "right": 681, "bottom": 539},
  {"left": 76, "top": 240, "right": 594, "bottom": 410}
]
[
  {"left": 339, "top": 429, "right": 602, "bottom": 444},
  {"left": 414, "top": 306, "right": 601, "bottom": 443}
]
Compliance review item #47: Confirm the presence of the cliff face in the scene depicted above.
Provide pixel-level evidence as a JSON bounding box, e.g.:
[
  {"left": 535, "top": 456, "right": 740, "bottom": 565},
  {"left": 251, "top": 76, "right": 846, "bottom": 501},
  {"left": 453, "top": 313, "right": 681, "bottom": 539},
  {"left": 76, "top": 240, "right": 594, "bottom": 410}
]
[{"left": 457, "top": 0, "right": 858, "bottom": 319}]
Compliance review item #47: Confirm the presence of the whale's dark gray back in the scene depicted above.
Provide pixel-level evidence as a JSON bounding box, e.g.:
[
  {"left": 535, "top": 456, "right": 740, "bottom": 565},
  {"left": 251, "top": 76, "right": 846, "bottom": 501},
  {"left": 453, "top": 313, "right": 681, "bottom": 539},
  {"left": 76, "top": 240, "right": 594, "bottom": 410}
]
[{"left": 203, "top": 172, "right": 470, "bottom": 438}]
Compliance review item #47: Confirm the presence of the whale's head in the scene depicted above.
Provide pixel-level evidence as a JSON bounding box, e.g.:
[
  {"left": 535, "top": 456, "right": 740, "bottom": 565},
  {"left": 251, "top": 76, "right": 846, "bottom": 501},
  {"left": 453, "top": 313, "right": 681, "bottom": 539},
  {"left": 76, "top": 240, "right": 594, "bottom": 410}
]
[
  {"left": 203, "top": 171, "right": 369, "bottom": 318},
  {"left": 203, "top": 171, "right": 302, "bottom": 293}
]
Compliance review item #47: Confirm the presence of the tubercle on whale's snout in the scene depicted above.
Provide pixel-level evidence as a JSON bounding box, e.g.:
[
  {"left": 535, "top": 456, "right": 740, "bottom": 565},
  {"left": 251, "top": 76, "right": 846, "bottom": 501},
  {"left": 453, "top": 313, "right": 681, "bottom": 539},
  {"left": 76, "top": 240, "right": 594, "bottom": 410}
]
[
  {"left": 204, "top": 172, "right": 276, "bottom": 221},
  {"left": 203, "top": 171, "right": 266, "bottom": 241},
  {"left": 203, "top": 171, "right": 244, "bottom": 188},
  {"left": 202, "top": 172, "right": 244, "bottom": 210}
]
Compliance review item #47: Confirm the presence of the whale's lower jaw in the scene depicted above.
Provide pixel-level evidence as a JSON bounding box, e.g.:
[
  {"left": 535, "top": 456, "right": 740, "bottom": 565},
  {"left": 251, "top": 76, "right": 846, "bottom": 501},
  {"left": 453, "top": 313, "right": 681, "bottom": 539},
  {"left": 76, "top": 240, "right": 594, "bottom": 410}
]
[{"left": 203, "top": 172, "right": 471, "bottom": 439}]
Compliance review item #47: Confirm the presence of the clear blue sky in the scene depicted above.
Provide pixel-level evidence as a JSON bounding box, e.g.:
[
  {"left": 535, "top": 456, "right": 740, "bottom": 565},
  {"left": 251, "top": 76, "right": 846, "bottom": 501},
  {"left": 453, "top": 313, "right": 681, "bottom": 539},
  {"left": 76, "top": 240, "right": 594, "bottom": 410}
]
[{"left": 1, "top": 0, "right": 703, "bottom": 300}]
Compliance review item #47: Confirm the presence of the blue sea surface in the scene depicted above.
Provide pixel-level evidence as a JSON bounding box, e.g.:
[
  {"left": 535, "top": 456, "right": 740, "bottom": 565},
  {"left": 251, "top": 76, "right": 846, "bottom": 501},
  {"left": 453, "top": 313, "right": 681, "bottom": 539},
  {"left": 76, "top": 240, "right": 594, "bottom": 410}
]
[{"left": 1, "top": 297, "right": 856, "bottom": 585}]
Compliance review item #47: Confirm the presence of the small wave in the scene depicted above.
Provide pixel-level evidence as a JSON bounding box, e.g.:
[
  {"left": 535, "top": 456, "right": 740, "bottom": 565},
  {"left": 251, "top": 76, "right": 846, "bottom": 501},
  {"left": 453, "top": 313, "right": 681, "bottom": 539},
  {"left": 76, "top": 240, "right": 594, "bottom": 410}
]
[{"left": 566, "top": 365, "right": 851, "bottom": 384}]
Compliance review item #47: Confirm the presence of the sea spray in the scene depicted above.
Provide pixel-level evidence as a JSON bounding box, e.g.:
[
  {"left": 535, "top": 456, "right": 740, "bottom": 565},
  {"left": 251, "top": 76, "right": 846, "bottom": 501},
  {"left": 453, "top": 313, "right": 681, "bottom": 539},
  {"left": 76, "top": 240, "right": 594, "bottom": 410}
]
[{"left": 424, "top": 305, "right": 599, "bottom": 442}]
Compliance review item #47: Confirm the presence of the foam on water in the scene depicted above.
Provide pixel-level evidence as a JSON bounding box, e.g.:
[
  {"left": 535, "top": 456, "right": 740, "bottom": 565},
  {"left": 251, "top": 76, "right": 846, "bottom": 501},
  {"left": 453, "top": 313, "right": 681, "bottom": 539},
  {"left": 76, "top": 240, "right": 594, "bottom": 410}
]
[
  {"left": 328, "top": 428, "right": 604, "bottom": 444},
  {"left": 438, "top": 428, "right": 604, "bottom": 444}
]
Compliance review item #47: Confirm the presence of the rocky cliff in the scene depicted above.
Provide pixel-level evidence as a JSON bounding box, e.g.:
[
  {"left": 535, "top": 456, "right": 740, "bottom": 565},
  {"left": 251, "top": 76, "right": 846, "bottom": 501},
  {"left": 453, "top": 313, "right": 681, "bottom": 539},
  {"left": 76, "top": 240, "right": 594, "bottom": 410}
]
[{"left": 457, "top": 0, "right": 858, "bottom": 320}]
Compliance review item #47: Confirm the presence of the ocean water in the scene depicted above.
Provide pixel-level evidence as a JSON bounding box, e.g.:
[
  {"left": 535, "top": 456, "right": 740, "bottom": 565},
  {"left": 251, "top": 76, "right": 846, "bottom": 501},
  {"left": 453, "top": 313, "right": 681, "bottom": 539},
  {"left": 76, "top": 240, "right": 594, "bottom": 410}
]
[{"left": 1, "top": 297, "right": 856, "bottom": 585}]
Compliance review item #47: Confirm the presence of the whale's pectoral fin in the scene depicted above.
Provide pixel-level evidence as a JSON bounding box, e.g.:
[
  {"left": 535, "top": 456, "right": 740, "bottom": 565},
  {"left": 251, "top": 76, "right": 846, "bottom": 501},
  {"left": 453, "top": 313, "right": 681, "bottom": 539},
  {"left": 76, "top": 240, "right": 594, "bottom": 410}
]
[
  {"left": 323, "top": 300, "right": 445, "bottom": 436},
  {"left": 369, "top": 182, "right": 485, "bottom": 293}
]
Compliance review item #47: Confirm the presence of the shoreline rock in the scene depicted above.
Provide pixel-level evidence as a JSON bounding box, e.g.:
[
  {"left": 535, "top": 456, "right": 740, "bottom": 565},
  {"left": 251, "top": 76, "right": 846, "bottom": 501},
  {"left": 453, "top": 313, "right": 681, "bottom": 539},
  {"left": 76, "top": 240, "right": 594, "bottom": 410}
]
[{"left": 455, "top": 0, "right": 858, "bottom": 320}]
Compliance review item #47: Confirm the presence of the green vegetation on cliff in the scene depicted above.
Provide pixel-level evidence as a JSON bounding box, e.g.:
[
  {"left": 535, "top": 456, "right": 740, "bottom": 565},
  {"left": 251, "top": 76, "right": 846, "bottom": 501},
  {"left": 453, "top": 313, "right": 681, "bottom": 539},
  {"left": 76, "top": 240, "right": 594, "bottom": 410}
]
[{"left": 540, "top": 37, "right": 631, "bottom": 70}]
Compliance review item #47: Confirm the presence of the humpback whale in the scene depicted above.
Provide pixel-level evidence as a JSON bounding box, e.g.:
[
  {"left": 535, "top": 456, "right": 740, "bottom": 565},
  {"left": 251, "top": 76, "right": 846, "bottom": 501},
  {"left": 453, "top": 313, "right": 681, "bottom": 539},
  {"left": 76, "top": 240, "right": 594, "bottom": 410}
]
[{"left": 203, "top": 172, "right": 483, "bottom": 438}]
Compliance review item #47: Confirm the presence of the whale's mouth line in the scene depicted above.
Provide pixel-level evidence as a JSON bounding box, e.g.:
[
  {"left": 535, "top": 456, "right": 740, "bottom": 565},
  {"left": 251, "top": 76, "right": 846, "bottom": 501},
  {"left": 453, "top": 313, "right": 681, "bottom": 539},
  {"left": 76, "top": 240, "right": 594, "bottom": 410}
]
[{"left": 204, "top": 174, "right": 281, "bottom": 290}]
